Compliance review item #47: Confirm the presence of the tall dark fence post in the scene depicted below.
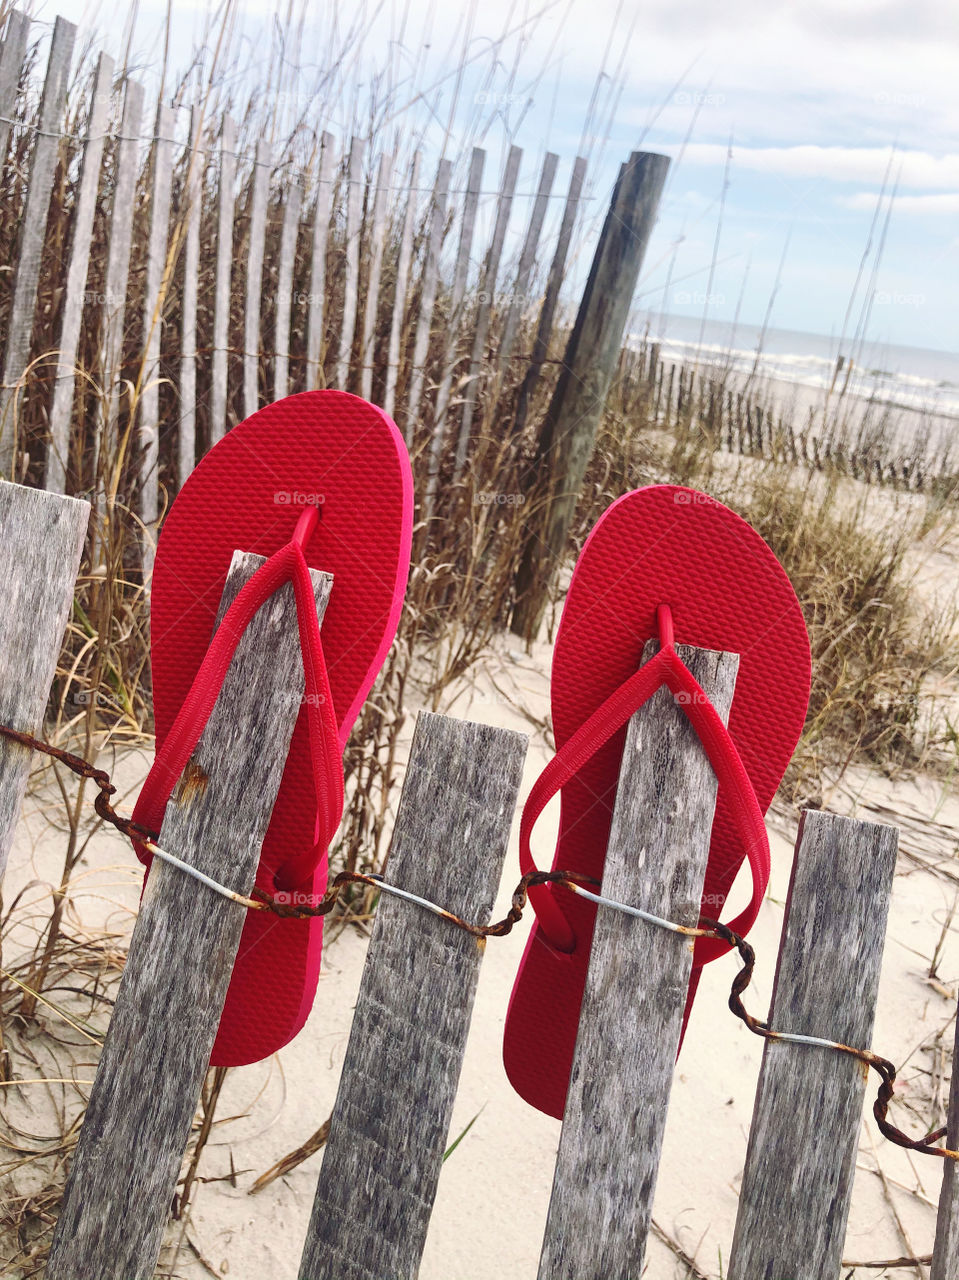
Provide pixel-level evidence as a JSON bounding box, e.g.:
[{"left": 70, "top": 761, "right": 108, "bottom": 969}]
[{"left": 510, "top": 150, "right": 669, "bottom": 639}]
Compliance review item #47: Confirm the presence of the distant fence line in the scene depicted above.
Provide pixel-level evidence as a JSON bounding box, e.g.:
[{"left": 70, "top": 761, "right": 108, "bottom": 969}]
[{"left": 0, "top": 9, "right": 595, "bottom": 527}]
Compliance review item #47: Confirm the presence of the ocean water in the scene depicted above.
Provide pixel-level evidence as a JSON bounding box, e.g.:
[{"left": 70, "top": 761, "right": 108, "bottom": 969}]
[{"left": 631, "top": 314, "right": 959, "bottom": 421}]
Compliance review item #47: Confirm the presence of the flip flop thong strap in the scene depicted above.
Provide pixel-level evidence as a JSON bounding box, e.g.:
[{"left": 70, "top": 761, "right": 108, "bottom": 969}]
[
  {"left": 131, "top": 531, "right": 343, "bottom": 893},
  {"left": 519, "top": 616, "right": 770, "bottom": 965}
]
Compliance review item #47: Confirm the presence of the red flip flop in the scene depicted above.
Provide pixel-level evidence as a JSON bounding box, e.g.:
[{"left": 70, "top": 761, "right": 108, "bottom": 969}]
[
  {"left": 132, "top": 390, "right": 413, "bottom": 1066},
  {"left": 503, "top": 484, "right": 810, "bottom": 1119}
]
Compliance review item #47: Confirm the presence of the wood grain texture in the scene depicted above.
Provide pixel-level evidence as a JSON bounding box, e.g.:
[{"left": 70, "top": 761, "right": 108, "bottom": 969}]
[
  {"left": 95, "top": 77, "right": 144, "bottom": 489},
  {"left": 0, "top": 10, "right": 29, "bottom": 166},
  {"left": 497, "top": 150, "right": 558, "bottom": 369},
  {"left": 383, "top": 149, "right": 420, "bottom": 418},
  {"left": 243, "top": 138, "right": 271, "bottom": 419},
  {"left": 537, "top": 642, "right": 737, "bottom": 1280},
  {"left": 0, "top": 16, "right": 76, "bottom": 478},
  {"left": 305, "top": 131, "right": 336, "bottom": 390},
  {"left": 45, "top": 51, "right": 113, "bottom": 494},
  {"left": 297, "top": 711, "right": 528, "bottom": 1280},
  {"left": 727, "top": 809, "right": 899, "bottom": 1280},
  {"left": 511, "top": 151, "right": 669, "bottom": 637},
  {"left": 424, "top": 145, "right": 484, "bottom": 515},
  {"left": 46, "top": 553, "right": 332, "bottom": 1280},
  {"left": 274, "top": 179, "right": 302, "bottom": 400},
  {"left": 335, "top": 135, "right": 365, "bottom": 391},
  {"left": 512, "top": 154, "right": 587, "bottom": 438},
  {"left": 932, "top": 1015, "right": 959, "bottom": 1277},
  {"left": 138, "top": 103, "right": 175, "bottom": 538},
  {"left": 209, "top": 116, "right": 236, "bottom": 445},
  {"left": 0, "top": 481, "right": 89, "bottom": 880},
  {"left": 177, "top": 107, "right": 202, "bottom": 488},
  {"left": 359, "top": 150, "right": 392, "bottom": 400},
  {"left": 452, "top": 143, "right": 522, "bottom": 479},
  {"left": 405, "top": 157, "right": 451, "bottom": 441}
]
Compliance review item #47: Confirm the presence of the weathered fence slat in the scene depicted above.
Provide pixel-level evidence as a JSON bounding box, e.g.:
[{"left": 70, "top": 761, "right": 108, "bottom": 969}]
[
  {"left": 0, "top": 10, "right": 29, "bottom": 166},
  {"left": 513, "top": 153, "right": 587, "bottom": 437},
  {"left": 96, "top": 77, "right": 144, "bottom": 492},
  {"left": 46, "top": 552, "right": 333, "bottom": 1280},
  {"left": 405, "top": 157, "right": 452, "bottom": 443},
  {"left": 932, "top": 1014, "right": 959, "bottom": 1275},
  {"left": 359, "top": 150, "right": 392, "bottom": 400},
  {"left": 335, "top": 135, "right": 366, "bottom": 391},
  {"left": 424, "top": 145, "right": 485, "bottom": 513},
  {"left": 511, "top": 151, "right": 669, "bottom": 637},
  {"left": 727, "top": 809, "right": 898, "bottom": 1280},
  {"left": 305, "top": 131, "right": 336, "bottom": 390},
  {"left": 537, "top": 642, "right": 737, "bottom": 1280},
  {"left": 138, "top": 102, "right": 175, "bottom": 546},
  {"left": 177, "top": 107, "right": 202, "bottom": 488},
  {"left": 297, "top": 711, "right": 528, "bottom": 1280},
  {"left": 243, "top": 137, "right": 272, "bottom": 420},
  {"left": 45, "top": 50, "right": 113, "bottom": 494},
  {"left": 452, "top": 143, "right": 522, "bottom": 479},
  {"left": 497, "top": 149, "right": 558, "bottom": 370},
  {"left": 432, "top": 145, "right": 485, "bottom": 435},
  {"left": 0, "top": 16, "right": 76, "bottom": 479},
  {"left": 210, "top": 116, "right": 236, "bottom": 445},
  {"left": 274, "top": 179, "right": 302, "bottom": 400},
  {"left": 383, "top": 149, "right": 420, "bottom": 418},
  {"left": 0, "top": 482, "right": 89, "bottom": 880}
]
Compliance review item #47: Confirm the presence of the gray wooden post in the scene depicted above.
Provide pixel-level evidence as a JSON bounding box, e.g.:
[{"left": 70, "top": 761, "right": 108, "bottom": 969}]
[
  {"left": 497, "top": 149, "right": 558, "bottom": 370},
  {"left": 274, "top": 179, "right": 303, "bottom": 400},
  {"left": 243, "top": 138, "right": 271, "bottom": 420},
  {"left": 45, "top": 51, "right": 114, "bottom": 494},
  {"left": 932, "top": 1020, "right": 959, "bottom": 1276},
  {"left": 209, "top": 116, "right": 236, "bottom": 445},
  {"left": 305, "top": 131, "right": 336, "bottom": 391},
  {"left": 95, "top": 77, "right": 144, "bottom": 491},
  {"left": 452, "top": 143, "right": 522, "bottom": 479},
  {"left": 297, "top": 711, "right": 528, "bottom": 1280},
  {"left": 510, "top": 151, "right": 669, "bottom": 638},
  {"left": 383, "top": 149, "right": 420, "bottom": 418},
  {"left": 139, "top": 102, "right": 176, "bottom": 546},
  {"left": 0, "top": 482, "right": 89, "bottom": 880},
  {"left": 512, "top": 154, "right": 587, "bottom": 438},
  {"left": 0, "top": 17, "right": 76, "bottom": 479},
  {"left": 46, "top": 554, "right": 333, "bottom": 1280},
  {"left": 536, "top": 643, "right": 736, "bottom": 1280},
  {"left": 405, "top": 157, "right": 451, "bottom": 442},
  {"left": 177, "top": 106, "right": 202, "bottom": 488},
  {"left": 359, "top": 150, "right": 392, "bottom": 400},
  {"left": 727, "top": 810, "right": 898, "bottom": 1280},
  {"left": 424, "top": 145, "right": 485, "bottom": 515},
  {"left": 0, "top": 10, "right": 29, "bottom": 166},
  {"left": 335, "top": 135, "right": 365, "bottom": 391}
]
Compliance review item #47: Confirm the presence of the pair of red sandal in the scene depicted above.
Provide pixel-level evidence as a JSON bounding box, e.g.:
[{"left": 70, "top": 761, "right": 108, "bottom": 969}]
[{"left": 132, "top": 390, "right": 810, "bottom": 1119}]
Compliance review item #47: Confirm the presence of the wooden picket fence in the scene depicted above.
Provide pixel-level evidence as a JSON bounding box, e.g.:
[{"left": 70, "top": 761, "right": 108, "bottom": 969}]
[
  {"left": 4, "top": 477, "right": 959, "bottom": 1279},
  {"left": 0, "top": 9, "right": 600, "bottom": 521}
]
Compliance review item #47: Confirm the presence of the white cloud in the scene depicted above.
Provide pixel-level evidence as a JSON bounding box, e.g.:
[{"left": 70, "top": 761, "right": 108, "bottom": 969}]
[
  {"left": 672, "top": 144, "right": 959, "bottom": 189},
  {"left": 839, "top": 191, "right": 959, "bottom": 214}
]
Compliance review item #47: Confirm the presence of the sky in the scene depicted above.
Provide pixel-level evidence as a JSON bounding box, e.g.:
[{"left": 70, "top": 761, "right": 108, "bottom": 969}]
[{"left": 34, "top": 0, "right": 959, "bottom": 356}]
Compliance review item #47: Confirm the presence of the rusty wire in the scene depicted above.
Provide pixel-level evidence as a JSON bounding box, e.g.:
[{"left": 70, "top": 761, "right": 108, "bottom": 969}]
[{"left": 3, "top": 721, "right": 958, "bottom": 1163}]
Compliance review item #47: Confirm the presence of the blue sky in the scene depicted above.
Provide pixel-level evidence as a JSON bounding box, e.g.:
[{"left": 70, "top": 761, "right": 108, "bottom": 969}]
[{"left": 36, "top": 0, "right": 959, "bottom": 354}]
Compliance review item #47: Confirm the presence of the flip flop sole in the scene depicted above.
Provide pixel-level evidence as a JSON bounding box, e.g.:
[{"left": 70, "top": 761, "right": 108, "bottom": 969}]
[
  {"left": 503, "top": 484, "right": 810, "bottom": 1118},
  {"left": 148, "top": 390, "right": 413, "bottom": 1066}
]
